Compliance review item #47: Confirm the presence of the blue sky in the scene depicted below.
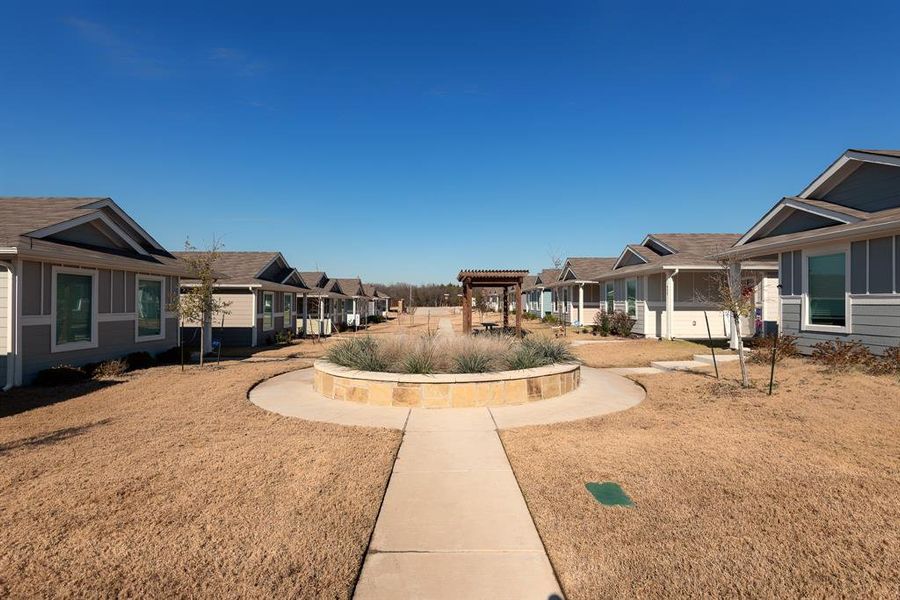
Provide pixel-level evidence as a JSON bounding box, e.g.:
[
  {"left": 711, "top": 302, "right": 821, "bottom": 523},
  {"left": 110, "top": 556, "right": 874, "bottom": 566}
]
[{"left": 2, "top": 1, "right": 900, "bottom": 283}]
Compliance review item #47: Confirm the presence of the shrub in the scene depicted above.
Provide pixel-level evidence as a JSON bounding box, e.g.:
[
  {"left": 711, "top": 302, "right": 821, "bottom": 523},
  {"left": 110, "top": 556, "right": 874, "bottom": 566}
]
[
  {"left": 521, "top": 311, "right": 538, "bottom": 321},
  {"left": 609, "top": 311, "right": 635, "bottom": 337},
  {"left": 452, "top": 344, "right": 497, "bottom": 373},
  {"left": 867, "top": 345, "right": 900, "bottom": 376},
  {"left": 541, "top": 314, "right": 559, "bottom": 325},
  {"left": 93, "top": 359, "right": 128, "bottom": 379},
  {"left": 366, "top": 314, "right": 386, "bottom": 325},
  {"left": 275, "top": 330, "right": 292, "bottom": 345},
  {"left": 156, "top": 346, "right": 182, "bottom": 365},
  {"left": 124, "top": 351, "right": 155, "bottom": 371},
  {"left": 402, "top": 340, "right": 437, "bottom": 374},
  {"left": 326, "top": 337, "right": 387, "bottom": 371},
  {"left": 34, "top": 365, "right": 90, "bottom": 386},
  {"left": 811, "top": 339, "right": 874, "bottom": 371},
  {"left": 593, "top": 310, "right": 611, "bottom": 336},
  {"left": 506, "top": 337, "right": 576, "bottom": 369},
  {"left": 506, "top": 345, "right": 544, "bottom": 370},
  {"left": 748, "top": 334, "right": 799, "bottom": 364}
]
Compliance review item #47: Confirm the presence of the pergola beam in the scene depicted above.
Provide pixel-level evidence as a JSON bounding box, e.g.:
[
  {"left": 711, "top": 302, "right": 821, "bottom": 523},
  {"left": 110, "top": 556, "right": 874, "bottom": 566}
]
[{"left": 457, "top": 269, "right": 528, "bottom": 336}]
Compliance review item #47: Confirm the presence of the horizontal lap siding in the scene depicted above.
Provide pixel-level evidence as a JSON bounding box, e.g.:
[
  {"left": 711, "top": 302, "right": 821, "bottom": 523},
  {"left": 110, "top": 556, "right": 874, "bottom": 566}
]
[
  {"left": 782, "top": 302, "right": 900, "bottom": 355},
  {"left": 0, "top": 267, "right": 7, "bottom": 385},
  {"left": 20, "top": 318, "right": 178, "bottom": 384},
  {"left": 181, "top": 326, "right": 252, "bottom": 348}
]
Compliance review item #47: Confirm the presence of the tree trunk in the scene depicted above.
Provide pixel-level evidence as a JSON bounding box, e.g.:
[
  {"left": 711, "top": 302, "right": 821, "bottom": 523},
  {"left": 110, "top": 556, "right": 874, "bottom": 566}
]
[
  {"left": 199, "top": 325, "right": 205, "bottom": 368},
  {"left": 733, "top": 312, "right": 749, "bottom": 387}
]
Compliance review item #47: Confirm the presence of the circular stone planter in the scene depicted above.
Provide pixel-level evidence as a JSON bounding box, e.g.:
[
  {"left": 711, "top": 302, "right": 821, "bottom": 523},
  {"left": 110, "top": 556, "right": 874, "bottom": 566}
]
[{"left": 313, "top": 360, "right": 581, "bottom": 408}]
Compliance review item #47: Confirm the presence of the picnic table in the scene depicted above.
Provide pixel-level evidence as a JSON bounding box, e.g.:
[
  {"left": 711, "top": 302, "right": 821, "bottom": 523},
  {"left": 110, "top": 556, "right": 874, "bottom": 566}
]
[{"left": 481, "top": 321, "right": 499, "bottom": 332}]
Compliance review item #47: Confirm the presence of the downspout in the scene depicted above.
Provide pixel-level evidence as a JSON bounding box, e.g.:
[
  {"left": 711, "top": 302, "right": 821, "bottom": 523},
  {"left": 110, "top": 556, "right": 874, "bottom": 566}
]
[
  {"left": 250, "top": 286, "right": 258, "bottom": 347},
  {"left": 1, "top": 259, "right": 16, "bottom": 391}
]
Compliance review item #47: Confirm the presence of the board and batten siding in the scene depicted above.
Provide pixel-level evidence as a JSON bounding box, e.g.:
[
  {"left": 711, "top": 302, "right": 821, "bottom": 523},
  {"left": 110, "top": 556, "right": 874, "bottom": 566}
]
[
  {"left": 0, "top": 265, "right": 8, "bottom": 386},
  {"left": 17, "top": 259, "right": 181, "bottom": 384},
  {"left": 779, "top": 235, "right": 900, "bottom": 354}
]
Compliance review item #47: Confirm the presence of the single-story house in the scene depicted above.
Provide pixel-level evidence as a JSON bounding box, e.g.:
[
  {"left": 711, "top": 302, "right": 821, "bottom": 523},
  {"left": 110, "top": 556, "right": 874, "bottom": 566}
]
[
  {"left": 548, "top": 258, "right": 617, "bottom": 326},
  {"left": 721, "top": 148, "right": 900, "bottom": 354},
  {"left": 299, "top": 271, "right": 339, "bottom": 336},
  {"left": 324, "top": 278, "right": 368, "bottom": 327},
  {"left": 523, "top": 268, "right": 560, "bottom": 317},
  {"left": 363, "top": 285, "right": 390, "bottom": 318},
  {"left": 1, "top": 197, "right": 190, "bottom": 388},
  {"left": 595, "top": 233, "right": 779, "bottom": 340},
  {"left": 519, "top": 275, "right": 538, "bottom": 314},
  {"left": 174, "top": 251, "right": 302, "bottom": 348}
]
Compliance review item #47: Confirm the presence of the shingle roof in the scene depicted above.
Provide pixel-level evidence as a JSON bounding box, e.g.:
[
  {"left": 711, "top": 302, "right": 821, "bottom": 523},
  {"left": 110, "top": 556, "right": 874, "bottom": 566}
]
[
  {"left": 564, "top": 257, "right": 617, "bottom": 280},
  {"left": 520, "top": 275, "right": 537, "bottom": 290},
  {"left": 534, "top": 268, "right": 561, "bottom": 286},
  {"left": 173, "top": 251, "right": 302, "bottom": 292},
  {"left": 851, "top": 149, "right": 900, "bottom": 158},
  {"left": 0, "top": 197, "right": 189, "bottom": 276}
]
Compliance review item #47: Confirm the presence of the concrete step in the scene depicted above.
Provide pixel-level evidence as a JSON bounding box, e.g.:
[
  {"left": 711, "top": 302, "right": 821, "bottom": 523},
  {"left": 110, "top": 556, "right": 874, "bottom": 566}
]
[
  {"left": 693, "top": 353, "right": 741, "bottom": 365},
  {"left": 649, "top": 360, "right": 712, "bottom": 372}
]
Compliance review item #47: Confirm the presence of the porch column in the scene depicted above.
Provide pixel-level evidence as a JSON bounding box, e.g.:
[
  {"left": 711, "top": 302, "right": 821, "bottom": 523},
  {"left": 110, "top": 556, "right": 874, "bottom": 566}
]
[
  {"left": 352, "top": 297, "right": 358, "bottom": 327},
  {"left": 665, "top": 271, "right": 675, "bottom": 340},
  {"left": 302, "top": 293, "right": 308, "bottom": 334},
  {"left": 578, "top": 283, "right": 584, "bottom": 326},
  {"left": 729, "top": 261, "right": 742, "bottom": 350},
  {"left": 539, "top": 288, "right": 545, "bottom": 315}
]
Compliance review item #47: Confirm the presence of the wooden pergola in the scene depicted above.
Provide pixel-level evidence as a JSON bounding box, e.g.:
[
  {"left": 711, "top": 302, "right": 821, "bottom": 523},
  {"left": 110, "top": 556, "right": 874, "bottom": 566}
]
[{"left": 457, "top": 269, "right": 529, "bottom": 336}]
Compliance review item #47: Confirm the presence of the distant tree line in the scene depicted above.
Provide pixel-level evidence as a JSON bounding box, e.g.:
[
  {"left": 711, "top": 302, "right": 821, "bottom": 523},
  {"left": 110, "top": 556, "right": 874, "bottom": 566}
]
[{"left": 370, "top": 282, "right": 462, "bottom": 307}]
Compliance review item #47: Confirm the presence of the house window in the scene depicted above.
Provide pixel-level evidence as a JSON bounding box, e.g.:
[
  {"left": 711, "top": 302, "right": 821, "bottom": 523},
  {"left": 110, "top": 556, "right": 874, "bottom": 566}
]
[
  {"left": 262, "top": 292, "right": 274, "bottom": 330},
  {"left": 283, "top": 293, "right": 292, "bottom": 325},
  {"left": 137, "top": 277, "right": 164, "bottom": 339},
  {"left": 605, "top": 282, "right": 615, "bottom": 313},
  {"left": 808, "top": 253, "right": 846, "bottom": 326},
  {"left": 626, "top": 279, "right": 637, "bottom": 317},
  {"left": 55, "top": 272, "right": 94, "bottom": 347}
]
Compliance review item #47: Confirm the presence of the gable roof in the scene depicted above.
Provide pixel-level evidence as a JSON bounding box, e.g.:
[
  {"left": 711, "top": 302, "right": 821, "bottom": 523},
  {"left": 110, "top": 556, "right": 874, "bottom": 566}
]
[
  {"left": 172, "top": 251, "right": 302, "bottom": 292},
  {"left": 0, "top": 197, "right": 189, "bottom": 276},
  {"left": 520, "top": 275, "right": 538, "bottom": 291},
  {"left": 533, "top": 268, "right": 561, "bottom": 287},
  {"left": 557, "top": 257, "right": 616, "bottom": 283},
  {"left": 598, "top": 233, "right": 746, "bottom": 279}
]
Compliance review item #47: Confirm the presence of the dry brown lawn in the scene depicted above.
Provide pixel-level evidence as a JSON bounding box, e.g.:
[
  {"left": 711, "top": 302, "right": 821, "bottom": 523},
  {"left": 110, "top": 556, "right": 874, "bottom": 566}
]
[
  {"left": 573, "top": 338, "right": 724, "bottom": 367},
  {"left": 0, "top": 360, "right": 401, "bottom": 598},
  {"left": 501, "top": 359, "right": 900, "bottom": 598}
]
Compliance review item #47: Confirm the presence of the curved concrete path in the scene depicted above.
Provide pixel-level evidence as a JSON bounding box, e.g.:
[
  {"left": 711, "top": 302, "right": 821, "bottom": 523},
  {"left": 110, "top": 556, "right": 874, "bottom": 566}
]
[
  {"left": 250, "top": 366, "right": 643, "bottom": 431},
  {"left": 249, "top": 367, "right": 643, "bottom": 600}
]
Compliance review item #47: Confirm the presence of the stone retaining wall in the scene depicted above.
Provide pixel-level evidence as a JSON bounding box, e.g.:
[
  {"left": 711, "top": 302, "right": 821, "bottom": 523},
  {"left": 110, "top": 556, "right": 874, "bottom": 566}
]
[{"left": 313, "top": 360, "right": 581, "bottom": 408}]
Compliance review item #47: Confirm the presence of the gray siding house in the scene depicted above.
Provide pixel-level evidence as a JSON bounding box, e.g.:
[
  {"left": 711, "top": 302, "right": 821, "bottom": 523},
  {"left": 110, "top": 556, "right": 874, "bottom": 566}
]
[
  {"left": 1, "top": 197, "right": 191, "bottom": 388},
  {"left": 723, "top": 149, "right": 900, "bottom": 354},
  {"left": 174, "top": 251, "right": 305, "bottom": 348}
]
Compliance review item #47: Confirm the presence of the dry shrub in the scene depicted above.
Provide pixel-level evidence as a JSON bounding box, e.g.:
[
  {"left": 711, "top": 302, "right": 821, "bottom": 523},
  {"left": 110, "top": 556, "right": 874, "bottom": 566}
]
[
  {"left": 608, "top": 310, "right": 635, "bottom": 337},
  {"left": 811, "top": 339, "right": 874, "bottom": 371},
  {"left": 33, "top": 365, "right": 89, "bottom": 386},
  {"left": 867, "top": 345, "right": 900, "bottom": 376},
  {"left": 93, "top": 359, "right": 128, "bottom": 380},
  {"left": 748, "top": 334, "right": 799, "bottom": 364}
]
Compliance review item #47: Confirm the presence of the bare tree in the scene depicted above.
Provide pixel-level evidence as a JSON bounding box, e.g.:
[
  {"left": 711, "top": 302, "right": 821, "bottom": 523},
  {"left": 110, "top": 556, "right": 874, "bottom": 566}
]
[
  {"left": 407, "top": 304, "right": 418, "bottom": 328},
  {"left": 549, "top": 252, "right": 566, "bottom": 335},
  {"left": 707, "top": 257, "right": 755, "bottom": 387},
  {"left": 173, "top": 238, "right": 231, "bottom": 368}
]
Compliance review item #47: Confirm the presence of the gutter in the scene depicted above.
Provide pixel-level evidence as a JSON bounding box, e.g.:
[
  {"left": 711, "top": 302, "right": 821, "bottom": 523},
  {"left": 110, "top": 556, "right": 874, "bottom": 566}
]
[{"left": 1, "top": 259, "right": 16, "bottom": 391}]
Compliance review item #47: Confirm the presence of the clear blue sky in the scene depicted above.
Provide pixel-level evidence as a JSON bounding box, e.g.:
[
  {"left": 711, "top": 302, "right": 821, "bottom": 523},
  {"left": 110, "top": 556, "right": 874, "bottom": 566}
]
[{"left": 3, "top": 1, "right": 899, "bottom": 283}]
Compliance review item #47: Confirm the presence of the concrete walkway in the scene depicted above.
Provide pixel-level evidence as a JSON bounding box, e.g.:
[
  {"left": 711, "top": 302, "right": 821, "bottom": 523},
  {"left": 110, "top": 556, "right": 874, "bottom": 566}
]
[{"left": 248, "top": 367, "right": 644, "bottom": 599}]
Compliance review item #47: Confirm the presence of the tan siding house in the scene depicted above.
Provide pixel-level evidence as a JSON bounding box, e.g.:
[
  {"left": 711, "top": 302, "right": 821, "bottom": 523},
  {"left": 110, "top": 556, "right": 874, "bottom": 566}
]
[{"left": 0, "top": 197, "right": 192, "bottom": 388}]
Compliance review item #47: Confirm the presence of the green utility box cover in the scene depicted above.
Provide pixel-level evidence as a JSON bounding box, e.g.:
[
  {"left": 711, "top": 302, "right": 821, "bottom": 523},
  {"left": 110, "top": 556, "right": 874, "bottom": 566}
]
[{"left": 586, "top": 482, "right": 633, "bottom": 507}]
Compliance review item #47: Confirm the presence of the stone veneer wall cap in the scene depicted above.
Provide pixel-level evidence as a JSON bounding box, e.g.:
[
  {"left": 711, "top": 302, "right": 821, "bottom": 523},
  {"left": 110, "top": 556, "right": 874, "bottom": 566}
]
[{"left": 313, "top": 359, "right": 578, "bottom": 384}]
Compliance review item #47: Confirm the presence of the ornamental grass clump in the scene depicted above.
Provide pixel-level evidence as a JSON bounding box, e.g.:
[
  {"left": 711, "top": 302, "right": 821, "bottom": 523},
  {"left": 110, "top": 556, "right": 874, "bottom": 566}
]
[
  {"left": 325, "top": 336, "right": 388, "bottom": 371},
  {"left": 506, "top": 337, "right": 576, "bottom": 370}
]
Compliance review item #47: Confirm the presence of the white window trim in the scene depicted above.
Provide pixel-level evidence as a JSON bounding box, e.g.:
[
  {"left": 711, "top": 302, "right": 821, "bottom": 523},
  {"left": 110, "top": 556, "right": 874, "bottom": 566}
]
[
  {"left": 604, "top": 281, "right": 615, "bottom": 312},
  {"left": 801, "top": 244, "right": 851, "bottom": 334},
  {"left": 135, "top": 274, "right": 166, "bottom": 342},
  {"left": 50, "top": 265, "right": 99, "bottom": 353},
  {"left": 626, "top": 278, "right": 637, "bottom": 317},
  {"left": 262, "top": 291, "right": 275, "bottom": 331}
]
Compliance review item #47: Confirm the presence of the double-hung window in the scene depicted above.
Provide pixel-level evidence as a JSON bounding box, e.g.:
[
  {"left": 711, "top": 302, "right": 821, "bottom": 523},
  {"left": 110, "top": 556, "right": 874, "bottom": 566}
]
[
  {"left": 262, "top": 292, "right": 274, "bottom": 331},
  {"left": 136, "top": 276, "right": 164, "bottom": 340},
  {"left": 53, "top": 268, "right": 97, "bottom": 351},
  {"left": 806, "top": 252, "right": 846, "bottom": 328},
  {"left": 283, "top": 293, "right": 292, "bottom": 327},
  {"left": 605, "top": 282, "right": 615, "bottom": 313},
  {"left": 626, "top": 279, "right": 637, "bottom": 317}
]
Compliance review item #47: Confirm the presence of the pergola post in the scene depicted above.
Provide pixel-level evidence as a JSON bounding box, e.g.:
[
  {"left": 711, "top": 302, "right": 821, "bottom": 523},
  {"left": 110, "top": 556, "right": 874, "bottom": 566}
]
[
  {"left": 515, "top": 280, "right": 522, "bottom": 337},
  {"left": 463, "top": 278, "right": 473, "bottom": 334},
  {"left": 502, "top": 286, "right": 509, "bottom": 328}
]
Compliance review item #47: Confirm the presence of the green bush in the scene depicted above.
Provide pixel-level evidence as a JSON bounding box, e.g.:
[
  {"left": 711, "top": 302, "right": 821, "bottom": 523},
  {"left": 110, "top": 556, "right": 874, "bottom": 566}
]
[
  {"left": 124, "top": 351, "right": 155, "bottom": 371},
  {"left": 275, "top": 330, "right": 293, "bottom": 345},
  {"left": 593, "top": 310, "right": 611, "bottom": 336},
  {"left": 34, "top": 365, "right": 90, "bottom": 386},
  {"left": 366, "top": 314, "right": 386, "bottom": 324},
  {"left": 541, "top": 314, "right": 559, "bottom": 325}
]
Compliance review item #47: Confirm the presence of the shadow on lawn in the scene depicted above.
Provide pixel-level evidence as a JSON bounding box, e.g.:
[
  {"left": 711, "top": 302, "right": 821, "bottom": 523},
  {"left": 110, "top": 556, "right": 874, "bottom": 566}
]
[
  {"left": 0, "top": 418, "right": 113, "bottom": 455},
  {"left": 0, "top": 380, "right": 122, "bottom": 419}
]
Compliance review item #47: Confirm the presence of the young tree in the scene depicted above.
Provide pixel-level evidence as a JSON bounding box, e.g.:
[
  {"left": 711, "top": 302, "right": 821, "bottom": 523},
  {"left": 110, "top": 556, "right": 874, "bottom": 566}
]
[
  {"left": 709, "top": 258, "right": 755, "bottom": 387},
  {"left": 407, "top": 304, "right": 418, "bottom": 328},
  {"left": 173, "top": 238, "right": 231, "bottom": 368}
]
